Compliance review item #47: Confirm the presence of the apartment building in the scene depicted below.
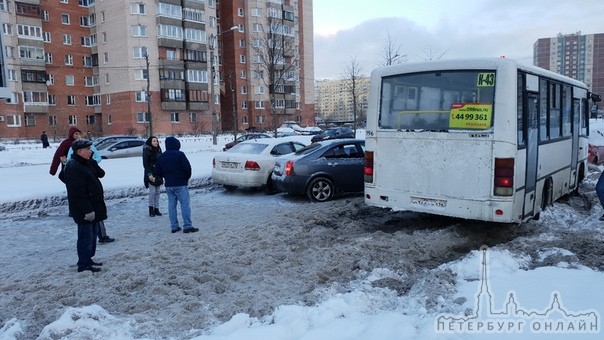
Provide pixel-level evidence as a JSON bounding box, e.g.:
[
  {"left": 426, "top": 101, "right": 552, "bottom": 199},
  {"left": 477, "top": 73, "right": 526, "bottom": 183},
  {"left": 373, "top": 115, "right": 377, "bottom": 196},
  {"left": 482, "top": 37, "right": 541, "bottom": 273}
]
[
  {"left": 533, "top": 32, "right": 604, "bottom": 99},
  {"left": 0, "top": 0, "right": 314, "bottom": 140},
  {"left": 315, "top": 77, "right": 369, "bottom": 125}
]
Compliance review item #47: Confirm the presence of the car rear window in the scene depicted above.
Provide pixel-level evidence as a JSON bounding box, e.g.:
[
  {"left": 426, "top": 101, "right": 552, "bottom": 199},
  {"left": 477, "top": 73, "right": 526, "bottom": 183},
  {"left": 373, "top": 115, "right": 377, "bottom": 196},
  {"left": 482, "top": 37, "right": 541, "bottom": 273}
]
[
  {"left": 229, "top": 142, "right": 268, "bottom": 154},
  {"left": 295, "top": 143, "right": 321, "bottom": 155}
]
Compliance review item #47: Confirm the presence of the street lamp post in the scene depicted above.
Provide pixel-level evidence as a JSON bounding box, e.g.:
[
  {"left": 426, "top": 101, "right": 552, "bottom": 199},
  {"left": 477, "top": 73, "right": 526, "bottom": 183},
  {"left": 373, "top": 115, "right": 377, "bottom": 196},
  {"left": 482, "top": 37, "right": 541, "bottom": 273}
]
[{"left": 208, "top": 26, "right": 238, "bottom": 145}]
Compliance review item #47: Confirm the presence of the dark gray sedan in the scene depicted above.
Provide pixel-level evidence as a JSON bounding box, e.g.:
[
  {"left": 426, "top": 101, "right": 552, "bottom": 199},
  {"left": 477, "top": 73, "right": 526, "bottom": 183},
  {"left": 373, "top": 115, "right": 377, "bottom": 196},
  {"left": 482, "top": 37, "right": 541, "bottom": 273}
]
[{"left": 271, "top": 139, "right": 365, "bottom": 202}]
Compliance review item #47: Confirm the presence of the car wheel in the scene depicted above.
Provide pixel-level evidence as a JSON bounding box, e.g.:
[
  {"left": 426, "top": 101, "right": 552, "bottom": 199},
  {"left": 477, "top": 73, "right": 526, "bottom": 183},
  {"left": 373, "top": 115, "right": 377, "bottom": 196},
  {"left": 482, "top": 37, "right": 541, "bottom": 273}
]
[
  {"left": 223, "top": 185, "right": 237, "bottom": 191},
  {"left": 306, "top": 177, "right": 334, "bottom": 202},
  {"left": 265, "top": 174, "right": 277, "bottom": 195}
]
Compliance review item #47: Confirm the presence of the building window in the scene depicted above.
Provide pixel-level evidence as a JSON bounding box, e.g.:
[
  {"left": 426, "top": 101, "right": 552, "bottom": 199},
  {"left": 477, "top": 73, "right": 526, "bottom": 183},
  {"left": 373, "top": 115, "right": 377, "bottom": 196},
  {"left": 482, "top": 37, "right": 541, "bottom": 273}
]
[
  {"left": 65, "top": 75, "right": 74, "bottom": 86},
  {"left": 256, "top": 115, "right": 265, "bottom": 124},
  {"left": 130, "top": 3, "right": 145, "bottom": 15},
  {"left": 48, "top": 94, "right": 56, "bottom": 105},
  {"left": 131, "top": 25, "right": 147, "bottom": 37},
  {"left": 45, "top": 52, "right": 52, "bottom": 64},
  {"left": 68, "top": 115, "right": 77, "bottom": 125},
  {"left": 106, "top": 94, "right": 111, "bottom": 104},
  {"left": 240, "top": 70, "right": 247, "bottom": 79},
  {"left": 25, "top": 113, "right": 36, "bottom": 126},
  {"left": 135, "top": 69, "right": 148, "bottom": 80},
  {"left": 61, "top": 13, "right": 70, "bottom": 24},
  {"left": 133, "top": 46, "right": 147, "bottom": 59},
  {"left": 238, "top": 8, "right": 244, "bottom": 17},
  {"left": 135, "top": 91, "right": 148, "bottom": 102},
  {"left": 7, "top": 115, "right": 22, "bottom": 127},
  {"left": 254, "top": 86, "right": 265, "bottom": 94},
  {"left": 170, "top": 112, "right": 180, "bottom": 123},
  {"left": 103, "top": 52, "right": 109, "bottom": 63},
  {"left": 189, "top": 112, "right": 197, "bottom": 123},
  {"left": 7, "top": 69, "right": 16, "bottom": 81},
  {"left": 136, "top": 112, "right": 149, "bottom": 123},
  {"left": 86, "top": 115, "right": 95, "bottom": 125},
  {"left": 64, "top": 54, "right": 73, "bottom": 65},
  {"left": 23, "top": 91, "right": 48, "bottom": 104},
  {"left": 108, "top": 114, "right": 112, "bottom": 125},
  {"left": 67, "top": 95, "right": 76, "bottom": 105},
  {"left": 186, "top": 69, "right": 207, "bottom": 83},
  {"left": 43, "top": 32, "right": 51, "bottom": 42},
  {"left": 43, "top": 11, "right": 49, "bottom": 21},
  {"left": 241, "top": 101, "right": 248, "bottom": 109},
  {"left": 255, "top": 101, "right": 265, "bottom": 109},
  {"left": 105, "top": 73, "right": 109, "bottom": 84},
  {"left": 62, "top": 34, "right": 71, "bottom": 45},
  {"left": 241, "top": 86, "right": 247, "bottom": 94},
  {"left": 239, "top": 55, "right": 246, "bottom": 63},
  {"left": 242, "top": 115, "right": 248, "bottom": 124},
  {"left": 49, "top": 115, "right": 57, "bottom": 126},
  {"left": 102, "top": 32, "right": 107, "bottom": 43}
]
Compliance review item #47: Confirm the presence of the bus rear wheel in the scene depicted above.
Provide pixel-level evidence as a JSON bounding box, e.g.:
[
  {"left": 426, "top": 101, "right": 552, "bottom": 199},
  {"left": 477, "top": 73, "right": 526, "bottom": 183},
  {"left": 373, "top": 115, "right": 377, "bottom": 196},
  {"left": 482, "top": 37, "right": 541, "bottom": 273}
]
[{"left": 541, "top": 179, "right": 553, "bottom": 210}]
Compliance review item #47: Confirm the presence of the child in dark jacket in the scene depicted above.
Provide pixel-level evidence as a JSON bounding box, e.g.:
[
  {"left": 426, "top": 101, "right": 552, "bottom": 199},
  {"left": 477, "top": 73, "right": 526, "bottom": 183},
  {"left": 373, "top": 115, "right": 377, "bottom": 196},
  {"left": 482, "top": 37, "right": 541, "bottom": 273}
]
[{"left": 153, "top": 137, "right": 198, "bottom": 234}]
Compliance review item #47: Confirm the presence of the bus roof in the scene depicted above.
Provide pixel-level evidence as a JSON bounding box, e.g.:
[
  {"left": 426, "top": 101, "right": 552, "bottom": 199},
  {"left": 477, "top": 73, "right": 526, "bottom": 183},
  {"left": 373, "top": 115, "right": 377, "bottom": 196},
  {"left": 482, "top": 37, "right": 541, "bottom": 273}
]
[{"left": 370, "top": 58, "right": 588, "bottom": 89}]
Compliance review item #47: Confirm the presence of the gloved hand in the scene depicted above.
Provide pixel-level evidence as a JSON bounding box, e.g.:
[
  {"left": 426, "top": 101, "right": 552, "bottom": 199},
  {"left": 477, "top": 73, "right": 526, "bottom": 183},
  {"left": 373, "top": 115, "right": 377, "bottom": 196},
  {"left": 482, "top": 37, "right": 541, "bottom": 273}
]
[{"left": 84, "top": 211, "right": 95, "bottom": 222}]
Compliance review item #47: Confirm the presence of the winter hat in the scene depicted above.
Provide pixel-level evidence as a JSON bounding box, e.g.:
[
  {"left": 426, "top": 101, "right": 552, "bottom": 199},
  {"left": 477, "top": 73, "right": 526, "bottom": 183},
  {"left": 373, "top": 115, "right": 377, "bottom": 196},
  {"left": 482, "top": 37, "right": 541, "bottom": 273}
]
[{"left": 71, "top": 139, "right": 93, "bottom": 151}]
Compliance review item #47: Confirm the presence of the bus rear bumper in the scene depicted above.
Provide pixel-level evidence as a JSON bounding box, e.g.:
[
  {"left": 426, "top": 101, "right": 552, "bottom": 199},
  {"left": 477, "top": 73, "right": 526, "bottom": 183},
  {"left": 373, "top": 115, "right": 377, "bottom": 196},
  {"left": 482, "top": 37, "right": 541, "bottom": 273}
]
[{"left": 364, "top": 187, "right": 519, "bottom": 223}]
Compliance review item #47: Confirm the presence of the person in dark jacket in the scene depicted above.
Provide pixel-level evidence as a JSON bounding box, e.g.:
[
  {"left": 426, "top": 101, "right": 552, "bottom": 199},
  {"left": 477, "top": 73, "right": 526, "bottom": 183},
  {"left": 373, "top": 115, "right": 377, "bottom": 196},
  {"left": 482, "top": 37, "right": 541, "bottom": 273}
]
[
  {"left": 64, "top": 139, "right": 108, "bottom": 273},
  {"left": 49, "top": 127, "right": 81, "bottom": 178},
  {"left": 143, "top": 136, "right": 163, "bottom": 217},
  {"left": 40, "top": 131, "right": 50, "bottom": 148},
  {"left": 153, "top": 136, "right": 198, "bottom": 233}
]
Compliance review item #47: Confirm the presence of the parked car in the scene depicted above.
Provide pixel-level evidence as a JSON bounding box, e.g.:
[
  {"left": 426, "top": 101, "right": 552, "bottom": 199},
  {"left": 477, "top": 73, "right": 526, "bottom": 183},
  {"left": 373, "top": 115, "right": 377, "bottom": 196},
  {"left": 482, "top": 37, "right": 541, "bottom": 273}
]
[
  {"left": 223, "top": 133, "right": 272, "bottom": 151},
  {"left": 97, "top": 139, "right": 145, "bottom": 159},
  {"left": 272, "top": 139, "right": 365, "bottom": 202},
  {"left": 93, "top": 135, "right": 135, "bottom": 149},
  {"left": 310, "top": 127, "right": 355, "bottom": 143},
  {"left": 213, "top": 136, "right": 309, "bottom": 193},
  {"left": 588, "top": 143, "right": 604, "bottom": 164}
]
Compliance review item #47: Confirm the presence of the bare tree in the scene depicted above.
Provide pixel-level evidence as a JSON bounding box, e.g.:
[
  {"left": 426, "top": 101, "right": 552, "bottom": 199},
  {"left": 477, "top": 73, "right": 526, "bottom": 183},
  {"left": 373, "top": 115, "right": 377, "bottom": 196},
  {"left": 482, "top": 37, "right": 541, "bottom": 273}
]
[
  {"left": 379, "top": 30, "right": 406, "bottom": 67},
  {"left": 251, "top": 10, "right": 300, "bottom": 137},
  {"left": 343, "top": 56, "right": 364, "bottom": 134},
  {"left": 419, "top": 47, "right": 448, "bottom": 61}
]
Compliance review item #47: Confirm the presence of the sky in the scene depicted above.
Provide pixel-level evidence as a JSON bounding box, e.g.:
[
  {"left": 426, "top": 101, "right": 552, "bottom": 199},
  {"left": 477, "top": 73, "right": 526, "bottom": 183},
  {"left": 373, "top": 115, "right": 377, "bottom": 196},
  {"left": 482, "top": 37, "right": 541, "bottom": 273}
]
[
  {"left": 1, "top": 130, "right": 604, "bottom": 339},
  {"left": 312, "top": 0, "right": 604, "bottom": 79}
]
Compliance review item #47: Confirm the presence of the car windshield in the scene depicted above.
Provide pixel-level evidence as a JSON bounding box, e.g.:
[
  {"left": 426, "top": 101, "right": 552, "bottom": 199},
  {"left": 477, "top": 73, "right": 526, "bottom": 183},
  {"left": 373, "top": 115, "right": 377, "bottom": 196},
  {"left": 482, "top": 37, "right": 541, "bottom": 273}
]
[
  {"left": 229, "top": 142, "right": 268, "bottom": 154},
  {"left": 323, "top": 129, "right": 338, "bottom": 136}
]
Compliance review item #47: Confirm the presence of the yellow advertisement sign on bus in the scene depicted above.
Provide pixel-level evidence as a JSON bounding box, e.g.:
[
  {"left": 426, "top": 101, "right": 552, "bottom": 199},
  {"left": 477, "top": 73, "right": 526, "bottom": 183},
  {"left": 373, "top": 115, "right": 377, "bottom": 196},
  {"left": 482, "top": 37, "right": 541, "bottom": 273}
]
[{"left": 449, "top": 103, "right": 493, "bottom": 129}]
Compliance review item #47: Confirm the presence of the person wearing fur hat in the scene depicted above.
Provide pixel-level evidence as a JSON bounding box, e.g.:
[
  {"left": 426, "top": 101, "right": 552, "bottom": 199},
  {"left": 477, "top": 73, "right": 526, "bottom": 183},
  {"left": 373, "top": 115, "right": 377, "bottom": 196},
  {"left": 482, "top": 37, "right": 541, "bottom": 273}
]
[{"left": 64, "top": 139, "right": 108, "bottom": 273}]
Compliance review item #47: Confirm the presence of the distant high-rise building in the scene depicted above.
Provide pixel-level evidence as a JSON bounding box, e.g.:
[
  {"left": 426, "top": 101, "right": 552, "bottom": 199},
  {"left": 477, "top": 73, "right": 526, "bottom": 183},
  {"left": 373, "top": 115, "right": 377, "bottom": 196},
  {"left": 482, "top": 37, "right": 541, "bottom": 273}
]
[
  {"left": 534, "top": 32, "right": 604, "bottom": 98},
  {"left": 0, "top": 0, "right": 314, "bottom": 140},
  {"left": 315, "top": 77, "right": 369, "bottom": 125}
]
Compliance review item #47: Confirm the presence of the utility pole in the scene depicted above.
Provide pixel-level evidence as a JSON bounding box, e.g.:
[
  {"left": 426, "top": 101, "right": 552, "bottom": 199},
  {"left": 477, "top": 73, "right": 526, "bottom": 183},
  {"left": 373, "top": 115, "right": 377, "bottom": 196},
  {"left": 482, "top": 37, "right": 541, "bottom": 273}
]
[
  {"left": 229, "top": 74, "right": 238, "bottom": 140},
  {"left": 209, "top": 41, "right": 217, "bottom": 145},
  {"left": 145, "top": 51, "right": 153, "bottom": 137}
]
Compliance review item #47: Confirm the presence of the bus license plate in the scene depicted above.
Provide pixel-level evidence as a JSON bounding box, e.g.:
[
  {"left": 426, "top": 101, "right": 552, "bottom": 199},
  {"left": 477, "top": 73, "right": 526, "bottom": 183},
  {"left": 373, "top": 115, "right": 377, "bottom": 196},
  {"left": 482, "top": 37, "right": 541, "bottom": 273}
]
[{"left": 410, "top": 196, "right": 446, "bottom": 209}]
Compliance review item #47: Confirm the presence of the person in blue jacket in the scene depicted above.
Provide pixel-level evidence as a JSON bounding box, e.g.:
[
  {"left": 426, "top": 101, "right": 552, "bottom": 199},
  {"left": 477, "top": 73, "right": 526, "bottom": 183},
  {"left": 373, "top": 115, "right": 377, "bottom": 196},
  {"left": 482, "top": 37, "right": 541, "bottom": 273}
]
[{"left": 153, "top": 136, "right": 198, "bottom": 234}]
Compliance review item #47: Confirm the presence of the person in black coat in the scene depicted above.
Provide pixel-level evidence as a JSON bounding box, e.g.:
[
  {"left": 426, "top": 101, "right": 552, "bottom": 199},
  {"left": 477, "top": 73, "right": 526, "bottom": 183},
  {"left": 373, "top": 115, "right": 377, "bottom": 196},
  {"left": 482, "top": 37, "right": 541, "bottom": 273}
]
[
  {"left": 142, "top": 136, "right": 163, "bottom": 217},
  {"left": 64, "top": 140, "right": 108, "bottom": 273},
  {"left": 40, "top": 131, "right": 50, "bottom": 148}
]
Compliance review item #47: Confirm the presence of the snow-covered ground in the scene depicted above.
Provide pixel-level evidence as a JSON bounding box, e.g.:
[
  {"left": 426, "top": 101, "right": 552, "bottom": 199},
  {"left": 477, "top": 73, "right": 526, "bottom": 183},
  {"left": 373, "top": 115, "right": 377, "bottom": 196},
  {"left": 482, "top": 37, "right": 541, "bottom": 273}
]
[{"left": 1, "top": 129, "right": 603, "bottom": 339}]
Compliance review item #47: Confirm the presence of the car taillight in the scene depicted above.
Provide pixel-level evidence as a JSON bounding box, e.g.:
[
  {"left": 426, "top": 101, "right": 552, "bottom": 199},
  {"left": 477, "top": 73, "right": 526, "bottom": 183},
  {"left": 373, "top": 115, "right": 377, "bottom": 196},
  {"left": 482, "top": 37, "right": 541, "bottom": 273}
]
[
  {"left": 212, "top": 158, "right": 215, "bottom": 168},
  {"left": 284, "top": 160, "right": 294, "bottom": 176},
  {"left": 244, "top": 160, "right": 260, "bottom": 171},
  {"left": 364, "top": 151, "right": 374, "bottom": 183},
  {"left": 494, "top": 158, "right": 514, "bottom": 196}
]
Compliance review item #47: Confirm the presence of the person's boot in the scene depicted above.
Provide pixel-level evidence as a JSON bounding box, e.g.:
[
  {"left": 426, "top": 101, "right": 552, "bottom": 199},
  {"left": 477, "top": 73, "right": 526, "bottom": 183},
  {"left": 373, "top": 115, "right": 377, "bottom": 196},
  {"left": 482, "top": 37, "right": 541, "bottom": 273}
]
[
  {"left": 149, "top": 206, "right": 155, "bottom": 217},
  {"left": 154, "top": 208, "right": 162, "bottom": 216}
]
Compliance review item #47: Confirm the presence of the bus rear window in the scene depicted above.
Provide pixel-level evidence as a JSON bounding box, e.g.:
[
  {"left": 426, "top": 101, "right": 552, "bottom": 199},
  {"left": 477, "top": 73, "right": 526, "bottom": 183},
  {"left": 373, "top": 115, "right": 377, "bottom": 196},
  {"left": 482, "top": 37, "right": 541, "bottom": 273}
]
[{"left": 379, "top": 70, "right": 496, "bottom": 131}]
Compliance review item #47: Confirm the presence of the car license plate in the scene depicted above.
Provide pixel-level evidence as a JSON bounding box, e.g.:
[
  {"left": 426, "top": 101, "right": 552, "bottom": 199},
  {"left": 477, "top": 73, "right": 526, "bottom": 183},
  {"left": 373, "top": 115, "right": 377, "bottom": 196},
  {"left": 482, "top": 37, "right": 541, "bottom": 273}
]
[
  {"left": 410, "top": 196, "right": 446, "bottom": 209},
  {"left": 222, "top": 161, "right": 239, "bottom": 169}
]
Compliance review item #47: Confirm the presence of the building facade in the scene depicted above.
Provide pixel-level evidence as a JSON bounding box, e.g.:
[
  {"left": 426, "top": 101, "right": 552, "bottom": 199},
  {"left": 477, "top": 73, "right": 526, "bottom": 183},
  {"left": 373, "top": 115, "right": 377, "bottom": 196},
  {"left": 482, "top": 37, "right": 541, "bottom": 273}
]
[
  {"left": 0, "top": 0, "right": 314, "bottom": 140},
  {"left": 315, "top": 77, "right": 369, "bottom": 125},
  {"left": 533, "top": 32, "right": 604, "bottom": 98}
]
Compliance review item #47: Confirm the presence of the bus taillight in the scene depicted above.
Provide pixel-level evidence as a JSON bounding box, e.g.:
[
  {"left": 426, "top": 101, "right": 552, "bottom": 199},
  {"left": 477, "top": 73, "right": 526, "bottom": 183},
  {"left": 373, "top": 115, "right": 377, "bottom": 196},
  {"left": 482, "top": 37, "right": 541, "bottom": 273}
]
[
  {"left": 364, "top": 151, "right": 374, "bottom": 183},
  {"left": 494, "top": 158, "right": 514, "bottom": 196}
]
